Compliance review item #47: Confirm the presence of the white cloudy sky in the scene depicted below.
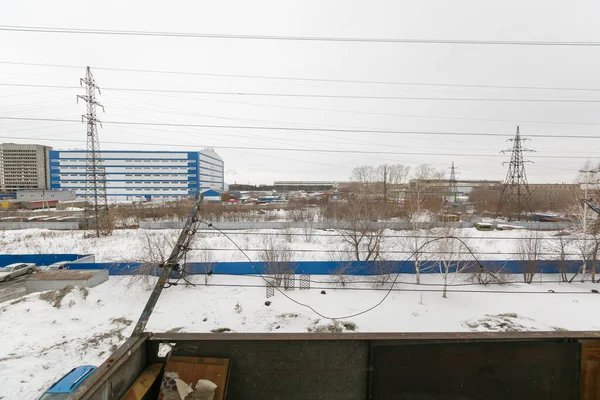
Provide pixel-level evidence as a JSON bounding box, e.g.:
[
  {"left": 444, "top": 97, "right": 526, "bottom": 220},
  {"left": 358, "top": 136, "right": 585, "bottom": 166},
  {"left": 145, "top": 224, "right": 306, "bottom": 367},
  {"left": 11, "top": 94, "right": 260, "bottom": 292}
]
[{"left": 1, "top": 1, "right": 600, "bottom": 185}]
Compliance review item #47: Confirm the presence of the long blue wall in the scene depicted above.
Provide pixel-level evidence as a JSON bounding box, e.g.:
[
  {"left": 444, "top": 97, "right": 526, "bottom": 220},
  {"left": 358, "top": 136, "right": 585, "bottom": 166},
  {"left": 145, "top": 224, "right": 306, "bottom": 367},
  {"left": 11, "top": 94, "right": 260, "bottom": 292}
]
[
  {"left": 66, "top": 260, "right": 587, "bottom": 276},
  {"left": 1, "top": 254, "right": 588, "bottom": 275},
  {"left": 0, "top": 254, "right": 86, "bottom": 267}
]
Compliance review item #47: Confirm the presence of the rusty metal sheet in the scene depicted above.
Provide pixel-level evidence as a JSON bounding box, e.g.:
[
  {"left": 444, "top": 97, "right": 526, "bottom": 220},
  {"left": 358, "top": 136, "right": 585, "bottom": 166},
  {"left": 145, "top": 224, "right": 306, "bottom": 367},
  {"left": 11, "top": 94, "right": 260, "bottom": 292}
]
[
  {"left": 580, "top": 340, "right": 600, "bottom": 400},
  {"left": 149, "top": 331, "right": 600, "bottom": 343},
  {"left": 370, "top": 340, "right": 580, "bottom": 400}
]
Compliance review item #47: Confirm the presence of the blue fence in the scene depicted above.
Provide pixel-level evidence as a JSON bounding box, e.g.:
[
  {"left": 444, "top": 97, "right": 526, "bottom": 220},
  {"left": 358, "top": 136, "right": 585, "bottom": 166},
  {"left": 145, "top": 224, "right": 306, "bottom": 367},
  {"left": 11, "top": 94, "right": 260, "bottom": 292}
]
[
  {"left": 0, "top": 254, "right": 88, "bottom": 268},
  {"left": 66, "top": 259, "right": 588, "bottom": 276},
  {"left": 1, "top": 253, "right": 588, "bottom": 275}
]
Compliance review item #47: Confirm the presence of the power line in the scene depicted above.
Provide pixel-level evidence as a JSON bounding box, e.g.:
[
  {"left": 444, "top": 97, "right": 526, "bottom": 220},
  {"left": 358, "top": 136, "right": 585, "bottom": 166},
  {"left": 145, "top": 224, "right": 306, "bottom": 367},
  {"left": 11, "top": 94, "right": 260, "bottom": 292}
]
[
  {"left": 1, "top": 25, "right": 600, "bottom": 47},
  {"left": 1, "top": 116, "right": 600, "bottom": 141},
  {"left": 187, "top": 247, "right": 586, "bottom": 257},
  {"left": 1, "top": 134, "right": 596, "bottom": 159},
  {"left": 3, "top": 132, "right": 599, "bottom": 159},
  {"left": 192, "top": 230, "right": 596, "bottom": 241},
  {"left": 5, "top": 64, "right": 600, "bottom": 126},
  {"left": 4, "top": 82, "right": 600, "bottom": 103},
  {"left": 3, "top": 60, "right": 600, "bottom": 93},
  {"left": 174, "top": 281, "right": 599, "bottom": 296},
  {"left": 183, "top": 272, "right": 596, "bottom": 287}
]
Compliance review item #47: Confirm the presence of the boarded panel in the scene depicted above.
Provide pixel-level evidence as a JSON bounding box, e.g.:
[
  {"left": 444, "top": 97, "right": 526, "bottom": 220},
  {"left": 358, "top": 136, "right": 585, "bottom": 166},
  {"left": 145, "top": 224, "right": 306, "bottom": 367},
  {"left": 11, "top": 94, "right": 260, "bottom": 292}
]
[
  {"left": 580, "top": 340, "right": 600, "bottom": 400},
  {"left": 159, "top": 358, "right": 229, "bottom": 400},
  {"left": 371, "top": 341, "right": 580, "bottom": 400},
  {"left": 172, "top": 340, "right": 368, "bottom": 400}
]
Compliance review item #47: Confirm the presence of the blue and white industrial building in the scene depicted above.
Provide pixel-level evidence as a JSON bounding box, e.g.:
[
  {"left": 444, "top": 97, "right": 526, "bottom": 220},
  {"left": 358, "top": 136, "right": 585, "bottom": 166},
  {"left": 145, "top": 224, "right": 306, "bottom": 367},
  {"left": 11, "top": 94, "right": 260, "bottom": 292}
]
[{"left": 49, "top": 148, "right": 224, "bottom": 199}]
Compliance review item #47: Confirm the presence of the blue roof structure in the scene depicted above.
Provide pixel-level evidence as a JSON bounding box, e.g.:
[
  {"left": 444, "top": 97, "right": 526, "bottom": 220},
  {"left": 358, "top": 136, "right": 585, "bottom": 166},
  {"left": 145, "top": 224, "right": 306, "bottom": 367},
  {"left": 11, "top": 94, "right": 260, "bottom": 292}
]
[
  {"left": 200, "top": 189, "right": 221, "bottom": 197},
  {"left": 44, "top": 365, "right": 96, "bottom": 394}
]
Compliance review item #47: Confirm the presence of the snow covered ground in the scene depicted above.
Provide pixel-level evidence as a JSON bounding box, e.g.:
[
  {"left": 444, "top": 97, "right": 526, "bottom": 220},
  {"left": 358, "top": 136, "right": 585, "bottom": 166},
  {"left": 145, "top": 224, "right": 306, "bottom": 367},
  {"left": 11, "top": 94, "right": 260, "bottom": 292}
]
[
  {"left": 1, "top": 273, "right": 599, "bottom": 399},
  {"left": 0, "top": 226, "right": 597, "bottom": 398},
  {"left": 0, "top": 227, "right": 581, "bottom": 263}
]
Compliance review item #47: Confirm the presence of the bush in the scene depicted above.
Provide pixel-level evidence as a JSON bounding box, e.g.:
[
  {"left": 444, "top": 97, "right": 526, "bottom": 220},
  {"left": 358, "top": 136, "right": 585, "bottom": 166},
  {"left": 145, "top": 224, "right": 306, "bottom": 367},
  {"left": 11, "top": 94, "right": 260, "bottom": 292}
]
[{"left": 467, "top": 263, "right": 513, "bottom": 286}]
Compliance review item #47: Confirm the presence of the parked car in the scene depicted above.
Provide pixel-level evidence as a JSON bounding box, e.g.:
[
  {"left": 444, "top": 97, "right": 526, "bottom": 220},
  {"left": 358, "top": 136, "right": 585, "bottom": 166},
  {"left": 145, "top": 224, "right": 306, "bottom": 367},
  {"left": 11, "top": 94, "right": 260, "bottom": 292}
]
[
  {"left": 43, "top": 261, "right": 69, "bottom": 271},
  {"left": 474, "top": 222, "right": 495, "bottom": 232},
  {"left": 0, "top": 263, "right": 36, "bottom": 282},
  {"left": 39, "top": 365, "right": 97, "bottom": 399}
]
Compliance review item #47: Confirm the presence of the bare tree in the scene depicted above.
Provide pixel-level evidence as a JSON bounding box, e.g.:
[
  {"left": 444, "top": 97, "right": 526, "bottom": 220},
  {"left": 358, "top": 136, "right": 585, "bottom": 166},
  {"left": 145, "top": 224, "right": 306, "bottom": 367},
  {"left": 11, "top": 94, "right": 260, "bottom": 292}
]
[
  {"left": 329, "top": 262, "right": 357, "bottom": 287},
  {"left": 435, "top": 229, "right": 473, "bottom": 297},
  {"left": 398, "top": 229, "right": 431, "bottom": 284},
  {"left": 385, "top": 164, "right": 411, "bottom": 186},
  {"left": 405, "top": 164, "right": 446, "bottom": 220},
  {"left": 120, "top": 230, "right": 179, "bottom": 289},
  {"left": 467, "top": 261, "right": 513, "bottom": 286},
  {"left": 350, "top": 164, "right": 409, "bottom": 200},
  {"left": 194, "top": 247, "right": 215, "bottom": 285},
  {"left": 549, "top": 232, "right": 573, "bottom": 283},
  {"left": 568, "top": 162, "right": 600, "bottom": 282},
  {"left": 260, "top": 236, "right": 296, "bottom": 285},
  {"left": 350, "top": 165, "right": 377, "bottom": 188},
  {"left": 336, "top": 199, "right": 387, "bottom": 262},
  {"left": 400, "top": 164, "right": 445, "bottom": 283},
  {"left": 517, "top": 230, "right": 544, "bottom": 284}
]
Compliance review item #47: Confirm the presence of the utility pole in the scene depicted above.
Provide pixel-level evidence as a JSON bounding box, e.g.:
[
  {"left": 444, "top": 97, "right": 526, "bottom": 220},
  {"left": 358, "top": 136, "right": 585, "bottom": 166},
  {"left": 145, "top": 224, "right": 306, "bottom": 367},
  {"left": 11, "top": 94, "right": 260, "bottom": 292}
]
[
  {"left": 78, "top": 66, "right": 111, "bottom": 238},
  {"left": 382, "top": 165, "right": 388, "bottom": 202},
  {"left": 496, "top": 126, "right": 534, "bottom": 221},
  {"left": 133, "top": 198, "right": 203, "bottom": 335}
]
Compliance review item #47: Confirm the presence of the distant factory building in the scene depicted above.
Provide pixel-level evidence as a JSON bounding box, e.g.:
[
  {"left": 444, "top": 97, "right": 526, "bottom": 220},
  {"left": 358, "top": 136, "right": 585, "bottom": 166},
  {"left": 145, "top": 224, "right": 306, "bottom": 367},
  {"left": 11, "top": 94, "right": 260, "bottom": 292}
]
[
  {"left": 408, "top": 179, "right": 503, "bottom": 195},
  {"left": 273, "top": 181, "right": 341, "bottom": 192},
  {"left": 17, "top": 189, "right": 76, "bottom": 202},
  {"left": 0, "top": 143, "right": 51, "bottom": 192},
  {"left": 49, "top": 148, "right": 224, "bottom": 199}
]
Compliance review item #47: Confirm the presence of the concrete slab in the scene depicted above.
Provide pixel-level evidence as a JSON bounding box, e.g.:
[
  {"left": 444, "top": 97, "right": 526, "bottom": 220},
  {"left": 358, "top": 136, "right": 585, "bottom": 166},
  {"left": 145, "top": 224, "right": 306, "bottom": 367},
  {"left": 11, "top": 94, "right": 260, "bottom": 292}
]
[{"left": 25, "top": 270, "right": 108, "bottom": 294}]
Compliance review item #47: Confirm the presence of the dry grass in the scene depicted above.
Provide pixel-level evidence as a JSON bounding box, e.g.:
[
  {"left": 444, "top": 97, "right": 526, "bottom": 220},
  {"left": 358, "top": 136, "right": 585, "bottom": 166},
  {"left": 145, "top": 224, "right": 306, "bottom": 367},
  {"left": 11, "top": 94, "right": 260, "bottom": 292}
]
[
  {"left": 307, "top": 320, "right": 358, "bottom": 333},
  {"left": 211, "top": 327, "right": 232, "bottom": 333},
  {"left": 39, "top": 286, "right": 74, "bottom": 308},
  {"left": 111, "top": 317, "right": 133, "bottom": 326}
]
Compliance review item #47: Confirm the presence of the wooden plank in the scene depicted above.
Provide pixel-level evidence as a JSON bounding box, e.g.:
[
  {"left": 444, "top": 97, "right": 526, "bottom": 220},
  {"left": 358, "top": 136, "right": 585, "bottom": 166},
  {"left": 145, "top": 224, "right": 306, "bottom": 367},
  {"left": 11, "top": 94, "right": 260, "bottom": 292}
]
[
  {"left": 170, "top": 356, "right": 229, "bottom": 367},
  {"left": 159, "top": 357, "right": 229, "bottom": 400},
  {"left": 580, "top": 340, "right": 600, "bottom": 400},
  {"left": 121, "top": 363, "right": 163, "bottom": 400}
]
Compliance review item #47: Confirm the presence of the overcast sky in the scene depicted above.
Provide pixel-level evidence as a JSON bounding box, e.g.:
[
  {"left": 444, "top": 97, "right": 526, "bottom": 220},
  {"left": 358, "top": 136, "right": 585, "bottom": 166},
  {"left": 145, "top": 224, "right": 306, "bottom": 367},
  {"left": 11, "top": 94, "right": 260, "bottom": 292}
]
[{"left": 1, "top": 0, "right": 600, "bottom": 185}]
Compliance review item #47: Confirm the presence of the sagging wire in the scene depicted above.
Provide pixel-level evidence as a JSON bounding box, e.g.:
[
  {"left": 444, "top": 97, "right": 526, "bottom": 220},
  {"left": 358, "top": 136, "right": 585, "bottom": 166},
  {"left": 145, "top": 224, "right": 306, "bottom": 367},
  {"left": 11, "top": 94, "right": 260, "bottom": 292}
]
[
  {"left": 180, "top": 271, "right": 600, "bottom": 287},
  {"left": 191, "top": 219, "right": 504, "bottom": 320},
  {"left": 165, "top": 281, "right": 600, "bottom": 295}
]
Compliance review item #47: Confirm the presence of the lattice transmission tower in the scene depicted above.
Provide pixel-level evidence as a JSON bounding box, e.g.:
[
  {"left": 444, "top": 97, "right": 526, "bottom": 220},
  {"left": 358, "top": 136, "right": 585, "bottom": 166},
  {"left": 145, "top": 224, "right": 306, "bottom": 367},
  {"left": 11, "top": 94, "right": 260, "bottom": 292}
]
[
  {"left": 77, "top": 66, "right": 112, "bottom": 237},
  {"left": 496, "top": 126, "right": 534, "bottom": 221},
  {"left": 448, "top": 161, "right": 459, "bottom": 203}
]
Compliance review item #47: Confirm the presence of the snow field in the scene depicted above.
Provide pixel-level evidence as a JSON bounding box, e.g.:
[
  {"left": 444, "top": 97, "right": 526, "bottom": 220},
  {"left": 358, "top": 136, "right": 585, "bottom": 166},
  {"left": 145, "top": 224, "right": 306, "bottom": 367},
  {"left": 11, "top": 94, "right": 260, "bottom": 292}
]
[
  {"left": 1, "top": 273, "right": 600, "bottom": 399},
  {"left": 0, "top": 227, "right": 566, "bottom": 263}
]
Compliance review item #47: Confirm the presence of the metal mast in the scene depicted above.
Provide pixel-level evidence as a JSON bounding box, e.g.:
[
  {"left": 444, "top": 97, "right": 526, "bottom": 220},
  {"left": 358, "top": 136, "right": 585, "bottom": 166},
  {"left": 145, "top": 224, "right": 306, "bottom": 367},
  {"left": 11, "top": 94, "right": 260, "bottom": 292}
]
[
  {"left": 496, "top": 126, "right": 534, "bottom": 220},
  {"left": 78, "top": 66, "right": 111, "bottom": 237},
  {"left": 449, "top": 161, "right": 458, "bottom": 203}
]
